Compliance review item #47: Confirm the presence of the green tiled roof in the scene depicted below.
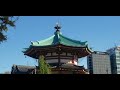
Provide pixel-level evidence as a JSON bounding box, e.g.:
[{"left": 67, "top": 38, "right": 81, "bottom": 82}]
[
  {"left": 23, "top": 23, "right": 92, "bottom": 59},
  {"left": 31, "top": 31, "right": 87, "bottom": 47}
]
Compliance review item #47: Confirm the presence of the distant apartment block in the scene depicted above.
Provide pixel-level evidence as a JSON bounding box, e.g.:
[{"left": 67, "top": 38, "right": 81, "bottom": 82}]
[
  {"left": 107, "top": 46, "right": 120, "bottom": 74},
  {"left": 87, "top": 51, "right": 111, "bottom": 74}
]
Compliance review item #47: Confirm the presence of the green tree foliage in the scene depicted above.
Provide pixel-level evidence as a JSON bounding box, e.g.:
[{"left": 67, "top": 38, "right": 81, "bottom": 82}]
[
  {"left": 38, "top": 55, "right": 51, "bottom": 74},
  {"left": 0, "top": 16, "right": 19, "bottom": 43}
]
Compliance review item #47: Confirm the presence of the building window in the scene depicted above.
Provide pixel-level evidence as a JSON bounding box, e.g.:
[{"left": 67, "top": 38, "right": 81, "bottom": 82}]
[
  {"left": 117, "top": 63, "right": 120, "bottom": 65},
  {"left": 117, "top": 71, "right": 120, "bottom": 73},
  {"left": 89, "top": 60, "right": 92, "bottom": 63},
  {"left": 116, "top": 56, "right": 120, "bottom": 59},
  {"left": 117, "top": 67, "right": 120, "bottom": 69},
  {"left": 116, "top": 59, "right": 120, "bottom": 62}
]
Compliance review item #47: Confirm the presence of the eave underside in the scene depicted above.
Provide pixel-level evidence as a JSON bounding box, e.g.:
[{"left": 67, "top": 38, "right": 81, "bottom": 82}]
[{"left": 24, "top": 45, "right": 92, "bottom": 59}]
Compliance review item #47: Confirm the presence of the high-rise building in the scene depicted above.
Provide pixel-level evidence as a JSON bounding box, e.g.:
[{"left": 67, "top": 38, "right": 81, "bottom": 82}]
[
  {"left": 107, "top": 46, "right": 120, "bottom": 74},
  {"left": 87, "top": 51, "right": 111, "bottom": 74}
]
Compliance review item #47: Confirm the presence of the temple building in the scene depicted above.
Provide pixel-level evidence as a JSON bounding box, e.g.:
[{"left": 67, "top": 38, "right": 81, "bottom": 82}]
[
  {"left": 22, "top": 23, "right": 92, "bottom": 74},
  {"left": 11, "top": 64, "right": 36, "bottom": 74}
]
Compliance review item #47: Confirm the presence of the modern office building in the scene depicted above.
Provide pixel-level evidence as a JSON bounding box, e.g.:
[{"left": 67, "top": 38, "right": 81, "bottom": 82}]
[
  {"left": 107, "top": 46, "right": 120, "bottom": 74},
  {"left": 87, "top": 51, "right": 111, "bottom": 74}
]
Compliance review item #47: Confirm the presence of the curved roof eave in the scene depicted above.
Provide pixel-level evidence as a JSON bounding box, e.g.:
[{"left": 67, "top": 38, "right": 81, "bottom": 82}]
[
  {"left": 85, "top": 44, "right": 93, "bottom": 54},
  {"left": 23, "top": 30, "right": 90, "bottom": 54}
]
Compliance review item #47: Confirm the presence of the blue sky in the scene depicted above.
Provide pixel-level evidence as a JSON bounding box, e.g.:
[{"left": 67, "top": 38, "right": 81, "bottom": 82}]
[{"left": 0, "top": 16, "right": 120, "bottom": 73}]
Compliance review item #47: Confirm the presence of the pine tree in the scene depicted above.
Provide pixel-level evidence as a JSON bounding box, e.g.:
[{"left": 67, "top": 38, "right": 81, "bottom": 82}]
[
  {"left": 0, "top": 16, "right": 19, "bottom": 43},
  {"left": 38, "top": 55, "right": 51, "bottom": 74}
]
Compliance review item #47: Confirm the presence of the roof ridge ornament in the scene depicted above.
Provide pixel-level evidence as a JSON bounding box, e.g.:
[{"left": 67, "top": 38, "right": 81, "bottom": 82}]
[{"left": 54, "top": 22, "right": 61, "bottom": 32}]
